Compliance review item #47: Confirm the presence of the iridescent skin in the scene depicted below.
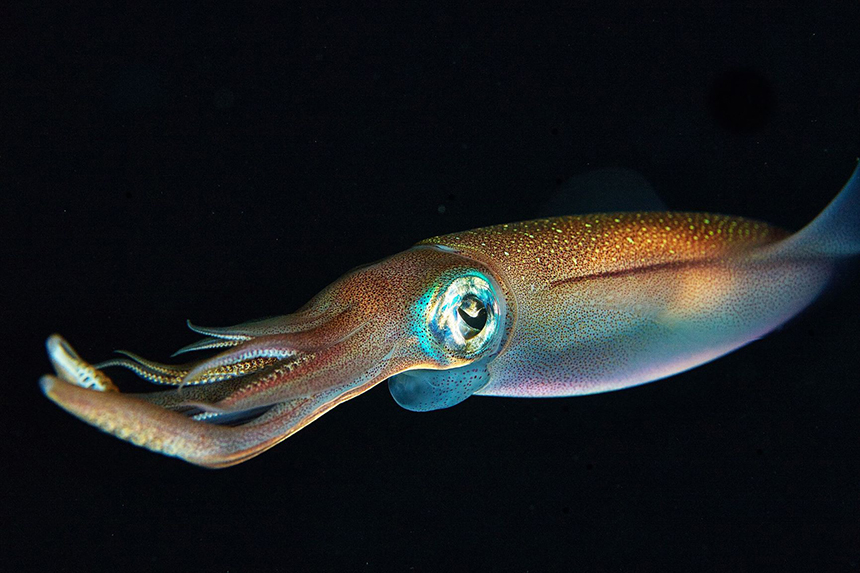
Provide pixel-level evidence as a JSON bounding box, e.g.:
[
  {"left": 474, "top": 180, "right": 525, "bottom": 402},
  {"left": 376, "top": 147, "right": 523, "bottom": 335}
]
[{"left": 41, "top": 163, "right": 860, "bottom": 467}]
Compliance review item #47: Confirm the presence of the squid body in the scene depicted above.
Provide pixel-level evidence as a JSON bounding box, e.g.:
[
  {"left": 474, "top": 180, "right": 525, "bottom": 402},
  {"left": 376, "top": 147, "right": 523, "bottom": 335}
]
[{"left": 42, "top": 163, "right": 860, "bottom": 467}]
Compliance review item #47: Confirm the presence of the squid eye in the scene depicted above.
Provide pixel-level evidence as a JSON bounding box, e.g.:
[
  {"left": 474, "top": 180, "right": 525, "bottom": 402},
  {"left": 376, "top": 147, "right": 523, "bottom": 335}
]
[
  {"left": 427, "top": 273, "right": 503, "bottom": 359},
  {"left": 457, "top": 295, "right": 488, "bottom": 338}
]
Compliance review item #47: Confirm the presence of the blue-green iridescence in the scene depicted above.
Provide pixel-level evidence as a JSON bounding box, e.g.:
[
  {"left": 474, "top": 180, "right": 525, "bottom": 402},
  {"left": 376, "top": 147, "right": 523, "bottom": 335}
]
[{"left": 425, "top": 271, "right": 503, "bottom": 361}]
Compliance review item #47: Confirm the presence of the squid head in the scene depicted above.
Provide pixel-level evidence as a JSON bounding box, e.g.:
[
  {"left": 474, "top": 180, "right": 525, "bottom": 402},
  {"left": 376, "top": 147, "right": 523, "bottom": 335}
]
[{"left": 41, "top": 246, "right": 511, "bottom": 467}]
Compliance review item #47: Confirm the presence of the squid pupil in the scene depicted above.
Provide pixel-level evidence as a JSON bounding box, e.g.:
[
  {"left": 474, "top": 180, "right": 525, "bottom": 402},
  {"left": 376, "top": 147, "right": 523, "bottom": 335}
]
[{"left": 457, "top": 294, "right": 488, "bottom": 336}]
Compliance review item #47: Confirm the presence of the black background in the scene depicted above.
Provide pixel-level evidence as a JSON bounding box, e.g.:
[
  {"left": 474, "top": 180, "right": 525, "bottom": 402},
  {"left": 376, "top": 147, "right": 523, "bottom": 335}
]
[{"left": 3, "top": 2, "right": 860, "bottom": 571}]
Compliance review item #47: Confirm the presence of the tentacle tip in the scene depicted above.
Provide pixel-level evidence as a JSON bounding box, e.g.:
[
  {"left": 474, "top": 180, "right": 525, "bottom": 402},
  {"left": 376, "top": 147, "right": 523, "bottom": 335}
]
[
  {"left": 39, "top": 374, "right": 57, "bottom": 396},
  {"left": 46, "top": 333, "right": 77, "bottom": 359},
  {"left": 44, "top": 334, "right": 118, "bottom": 392},
  {"left": 46, "top": 334, "right": 80, "bottom": 381}
]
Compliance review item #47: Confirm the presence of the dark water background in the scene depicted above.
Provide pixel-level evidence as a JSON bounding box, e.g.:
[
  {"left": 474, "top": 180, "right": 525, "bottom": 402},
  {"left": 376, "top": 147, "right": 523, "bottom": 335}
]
[{"left": 3, "top": 2, "right": 860, "bottom": 571}]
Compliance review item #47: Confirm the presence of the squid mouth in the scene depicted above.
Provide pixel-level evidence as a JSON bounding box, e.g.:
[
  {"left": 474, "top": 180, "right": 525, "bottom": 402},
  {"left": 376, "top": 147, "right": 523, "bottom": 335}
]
[{"left": 41, "top": 304, "right": 401, "bottom": 468}]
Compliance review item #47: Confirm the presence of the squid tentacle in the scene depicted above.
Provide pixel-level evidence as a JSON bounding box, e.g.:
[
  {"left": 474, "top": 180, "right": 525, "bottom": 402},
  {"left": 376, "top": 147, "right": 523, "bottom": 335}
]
[
  {"left": 41, "top": 331, "right": 394, "bottom": 468},
  {"left": 94, "top": 348, "right": 283, "bottom": 388},
  {"left": 95, "top": 357, "right": 186, "bottom": 385},
  {"left": 173, "top": 304, "right": 351, "bottom": 357},
  {"left": 179, "top": 310, "right": 373, "bottom": 387},
  {"left": 183, "top": 301, "right": 348, "bottom": 340},
  {"left": 186, "top": 320, "right": 254, "bottom": 341},
  {"left": 95, "top": 350, "right": 194, "bottom": 386},
  {"left": 41, "top": 374, "right": 346, "bottom": 468},
  {"left": 180, "top": 336, "right": 302, "bottom": 386},
  {"left": 46, "top": 335, "right": 117, "bottom": 392},
  {"left": 171, "top": 337, "right": 243, "bottom": 357},
  {"left": 131, "top": 375, "right": 263, "bottom": 411},
  {"left": 181, "top": 352, "right": 317, "bottom": 413},
  {"left": 191, "top": 321, "right": 384, "bottom": 413},
  {"left": 190, "top": 405, "right": 275, "bottom": 425},
  {"left": 108, "top": 350, "right": 194, "bottom": 373}
]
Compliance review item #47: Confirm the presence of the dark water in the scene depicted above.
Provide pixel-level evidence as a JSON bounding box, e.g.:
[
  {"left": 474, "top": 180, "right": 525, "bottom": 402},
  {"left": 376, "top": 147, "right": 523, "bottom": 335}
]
[{"left": 4, "top": 2, "right": 860, "bottom": 571}]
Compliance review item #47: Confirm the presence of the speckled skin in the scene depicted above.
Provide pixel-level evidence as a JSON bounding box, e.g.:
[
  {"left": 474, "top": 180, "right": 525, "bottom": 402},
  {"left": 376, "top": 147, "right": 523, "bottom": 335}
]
[
  {"left": 419, "top": 212, "right": 831, "bottom": 396},
  {"left": 39, "top": 162, "right": 859, "bottom": 466}
]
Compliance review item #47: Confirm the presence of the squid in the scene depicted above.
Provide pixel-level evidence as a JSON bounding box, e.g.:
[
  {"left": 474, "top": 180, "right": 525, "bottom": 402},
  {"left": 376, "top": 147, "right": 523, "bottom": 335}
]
[{"left": 42, "top": 162, "right": 860, "bottom": 467}]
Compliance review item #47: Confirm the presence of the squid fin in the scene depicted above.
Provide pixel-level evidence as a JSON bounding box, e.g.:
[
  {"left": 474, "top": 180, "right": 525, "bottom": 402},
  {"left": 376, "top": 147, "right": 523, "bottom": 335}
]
[{"left": 772, "top": 159, "right": 860, "bottom": 259}]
